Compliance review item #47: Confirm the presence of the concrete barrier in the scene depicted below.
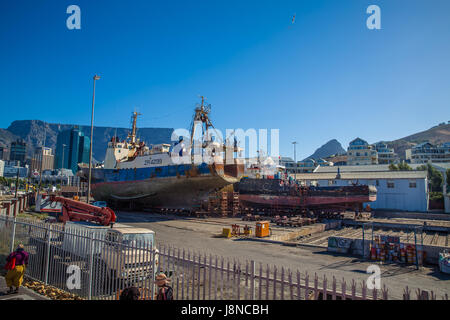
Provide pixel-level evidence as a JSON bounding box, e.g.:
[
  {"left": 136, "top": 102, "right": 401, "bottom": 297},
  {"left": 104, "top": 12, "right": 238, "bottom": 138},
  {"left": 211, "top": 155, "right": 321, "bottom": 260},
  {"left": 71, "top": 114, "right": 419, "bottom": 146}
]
[
  {"left": 268, "top": 220, "right": 342, "bottom": 242},
  {"left": 342, "top": 219, "right": 450, "bottom": 233},
  {"left": 374, "top": 210, "right": 450, "bottom": 221},
  {"left": 327, "top": 236, "right": 446, "bottom": 264}
]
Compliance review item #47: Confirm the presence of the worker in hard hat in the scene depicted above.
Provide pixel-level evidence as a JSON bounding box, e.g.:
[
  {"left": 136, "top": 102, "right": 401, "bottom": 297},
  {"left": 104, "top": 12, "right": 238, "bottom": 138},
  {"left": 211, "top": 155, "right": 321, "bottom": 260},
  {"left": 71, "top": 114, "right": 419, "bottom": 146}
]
[
  {"left": 155, "top": 273, "right": 173, "bottom": 300},
  {"left": 4, "top": 244, "right": 29, "bottom": 294}
]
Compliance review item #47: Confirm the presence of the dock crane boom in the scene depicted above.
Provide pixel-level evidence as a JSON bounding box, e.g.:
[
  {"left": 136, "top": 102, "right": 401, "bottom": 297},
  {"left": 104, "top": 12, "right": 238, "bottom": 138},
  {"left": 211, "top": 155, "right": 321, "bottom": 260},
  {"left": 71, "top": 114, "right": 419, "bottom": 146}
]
[{"left": 49, "top": 195, "right": 116, "bottom": 226}]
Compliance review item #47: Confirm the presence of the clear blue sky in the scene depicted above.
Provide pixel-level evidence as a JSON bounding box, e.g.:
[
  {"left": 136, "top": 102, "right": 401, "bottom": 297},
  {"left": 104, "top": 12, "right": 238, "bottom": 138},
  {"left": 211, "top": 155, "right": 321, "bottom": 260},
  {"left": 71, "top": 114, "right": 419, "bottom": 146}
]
[{"left": 1, "top": 0, "right": 449, "bottom": 160}]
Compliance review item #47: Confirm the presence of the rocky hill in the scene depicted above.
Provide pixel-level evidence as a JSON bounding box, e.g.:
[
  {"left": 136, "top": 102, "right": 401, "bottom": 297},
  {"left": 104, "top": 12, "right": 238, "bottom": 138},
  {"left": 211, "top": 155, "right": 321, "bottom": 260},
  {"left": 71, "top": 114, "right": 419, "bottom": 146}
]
[
  {"left": 385, "top": 123, "right": 450, "bottom": 159},
  {"left": 303, "top": 139, "right": 346, "bottom": 161},
  {"left": 1, "top": 120, "right": 174, "bottom": 162}
]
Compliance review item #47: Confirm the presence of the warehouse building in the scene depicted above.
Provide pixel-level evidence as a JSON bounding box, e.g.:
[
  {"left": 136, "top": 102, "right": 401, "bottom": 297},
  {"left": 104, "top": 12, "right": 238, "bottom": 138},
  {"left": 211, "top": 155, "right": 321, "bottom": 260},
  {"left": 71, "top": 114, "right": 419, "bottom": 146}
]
[{"left": 293, "top": 169, "right": 429, "bottom": 212}]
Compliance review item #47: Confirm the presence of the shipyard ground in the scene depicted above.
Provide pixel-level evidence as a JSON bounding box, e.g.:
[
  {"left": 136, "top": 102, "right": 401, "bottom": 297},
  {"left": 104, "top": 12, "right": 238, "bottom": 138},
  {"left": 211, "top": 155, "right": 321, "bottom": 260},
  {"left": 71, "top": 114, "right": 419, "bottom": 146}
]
[{"left": 115, "top": 210, "right": 450, "bottom": 300}]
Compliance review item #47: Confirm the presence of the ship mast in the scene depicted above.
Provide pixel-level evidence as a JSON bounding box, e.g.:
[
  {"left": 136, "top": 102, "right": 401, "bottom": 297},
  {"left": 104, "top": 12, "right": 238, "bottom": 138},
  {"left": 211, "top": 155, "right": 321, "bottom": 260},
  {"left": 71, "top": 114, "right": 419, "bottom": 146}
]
[
  {"left": 190, "top": 96, "right": 213, "bottom": 147},
  {"left": 128, "top": 111, "right": 142, "bottom": 144}
]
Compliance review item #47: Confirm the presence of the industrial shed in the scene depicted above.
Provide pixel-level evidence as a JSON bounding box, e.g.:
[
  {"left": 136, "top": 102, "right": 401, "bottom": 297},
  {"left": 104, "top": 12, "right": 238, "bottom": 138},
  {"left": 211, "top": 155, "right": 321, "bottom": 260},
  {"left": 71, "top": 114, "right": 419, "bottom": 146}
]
[{"left": 293, "top": 170, "right": 429, "bottom": 212}]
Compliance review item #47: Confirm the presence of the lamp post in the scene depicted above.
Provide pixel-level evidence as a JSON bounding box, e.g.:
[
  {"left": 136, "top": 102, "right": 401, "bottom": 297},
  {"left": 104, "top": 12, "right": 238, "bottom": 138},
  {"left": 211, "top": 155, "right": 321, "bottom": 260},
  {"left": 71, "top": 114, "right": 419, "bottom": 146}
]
[
  {"left": 292, "top": 141, "right": 298, "bottom": 174},
  {"left": 37, "top": 127, "right": 47, "bottom": 200},
  {"left": 87, "top": 75, "right": 100, "bottom": 204},
  {"left": 61, "top": 144, "right": 66, "bottom": 189},
  {"left": 61, "top": 144, "right": 66, "bottom": 171}
]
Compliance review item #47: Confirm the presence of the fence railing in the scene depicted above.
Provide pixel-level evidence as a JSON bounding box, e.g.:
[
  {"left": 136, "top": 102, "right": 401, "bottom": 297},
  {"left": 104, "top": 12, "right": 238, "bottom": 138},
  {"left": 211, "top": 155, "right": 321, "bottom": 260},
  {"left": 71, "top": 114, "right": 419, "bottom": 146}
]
[{"left": 0, "top": 214, "right": 447, "bottom": 300}]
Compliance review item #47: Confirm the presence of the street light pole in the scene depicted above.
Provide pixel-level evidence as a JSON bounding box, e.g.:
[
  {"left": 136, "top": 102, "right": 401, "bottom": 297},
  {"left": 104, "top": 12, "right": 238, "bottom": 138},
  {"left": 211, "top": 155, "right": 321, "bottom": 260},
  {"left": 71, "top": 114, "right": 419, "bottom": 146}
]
[
  {"left": 87, "top": 75, "right": 100, "bottom": 204},
  {"left": 37, "top": 127, "right": 47, "bottom": 200},
  {"left": 292, "top": 141, "right": 298, "bottom": 174},
  {"left": 14, "top": 167, "right": 19, "bottom": 199},
  {"left": 61, "top": 144, "right": 66, "bottom": 171}
]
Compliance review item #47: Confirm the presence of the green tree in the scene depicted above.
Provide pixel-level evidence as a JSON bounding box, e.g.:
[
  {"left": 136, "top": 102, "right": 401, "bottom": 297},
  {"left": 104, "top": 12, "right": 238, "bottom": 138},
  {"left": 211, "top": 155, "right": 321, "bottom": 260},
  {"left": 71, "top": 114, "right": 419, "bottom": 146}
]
[
  {"left": 397, "top": 162, "right": 412, "bottom": 171},
  {"left": 446, "top": 169, "right": 450, "bottom": 191},
  {"left": 417, "top": 164, "right": 443, "bottom": 192},
  {"left": 388, "top": 164, "right": 398, "bottom": 171}
]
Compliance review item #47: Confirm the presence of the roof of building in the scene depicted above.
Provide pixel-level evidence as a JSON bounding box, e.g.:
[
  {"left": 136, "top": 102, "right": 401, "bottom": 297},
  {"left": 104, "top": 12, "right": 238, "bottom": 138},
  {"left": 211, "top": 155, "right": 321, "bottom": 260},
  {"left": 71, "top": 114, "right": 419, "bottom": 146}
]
[
  {"left": 313, "top": 164, "right": 425, "bottom": 173},
  {"left": 293, "top": 171, "right": 427, "bottom": 180},
  {"left": 412, "top": 142, "right": 433, "bottom": 149},
  {"left": 299, "top": 158, "right": 315, "bottom": 163},
  {"left": 432, "top": 163, "right": 450, "bottom": 171},
  {"left": 349, "top": 137, "right": 368, "bottom": 146}
]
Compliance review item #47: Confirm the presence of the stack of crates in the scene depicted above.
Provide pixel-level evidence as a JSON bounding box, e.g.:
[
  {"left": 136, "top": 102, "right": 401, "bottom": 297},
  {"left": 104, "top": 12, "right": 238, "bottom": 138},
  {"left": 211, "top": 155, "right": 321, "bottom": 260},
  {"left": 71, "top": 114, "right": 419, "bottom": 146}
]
[
  {"left": 219, "top": 192, "right": 229, "bottom": 216},
  {"left": 231, "top": 192, "right": 240, "bottom": 216},
  {"left": 208, "top": 197, "right": 219, "bottom": 215}
]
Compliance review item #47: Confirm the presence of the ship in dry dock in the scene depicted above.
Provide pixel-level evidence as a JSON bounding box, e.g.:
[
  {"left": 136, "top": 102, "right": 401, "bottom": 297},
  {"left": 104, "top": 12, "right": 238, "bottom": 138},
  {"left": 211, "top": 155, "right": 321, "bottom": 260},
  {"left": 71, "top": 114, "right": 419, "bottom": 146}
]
[
  {"left": 234, "top": 160, "right": 377, "bottom": 213},
  {"left": 78, "top": 98, "right": 245, "bottom": 209}
]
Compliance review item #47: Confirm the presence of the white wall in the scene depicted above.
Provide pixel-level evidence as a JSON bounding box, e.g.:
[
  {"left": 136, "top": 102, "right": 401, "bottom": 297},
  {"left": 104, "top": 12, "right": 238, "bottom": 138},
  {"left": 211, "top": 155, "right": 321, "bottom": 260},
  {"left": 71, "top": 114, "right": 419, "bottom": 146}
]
[{"left": 311, "top": 178, "right": 428, "bottom": 212}]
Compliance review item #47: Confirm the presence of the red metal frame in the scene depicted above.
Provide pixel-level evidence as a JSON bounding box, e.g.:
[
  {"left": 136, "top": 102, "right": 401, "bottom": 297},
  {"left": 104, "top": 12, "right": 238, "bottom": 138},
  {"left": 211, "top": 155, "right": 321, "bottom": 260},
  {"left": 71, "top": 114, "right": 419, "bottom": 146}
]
[{"left": 49, "top": 195, "right": 116, "bottom": 226}]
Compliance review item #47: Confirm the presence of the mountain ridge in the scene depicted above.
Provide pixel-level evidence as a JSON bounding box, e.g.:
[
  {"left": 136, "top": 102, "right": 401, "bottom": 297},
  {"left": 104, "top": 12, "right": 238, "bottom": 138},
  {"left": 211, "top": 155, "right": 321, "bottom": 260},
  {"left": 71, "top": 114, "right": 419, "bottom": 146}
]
[
  {"left": 302, "top": 139, "right": 346, "bottom": 161},
  {"left": 1, "top": 120, "right": 174, "bottom": 162}
]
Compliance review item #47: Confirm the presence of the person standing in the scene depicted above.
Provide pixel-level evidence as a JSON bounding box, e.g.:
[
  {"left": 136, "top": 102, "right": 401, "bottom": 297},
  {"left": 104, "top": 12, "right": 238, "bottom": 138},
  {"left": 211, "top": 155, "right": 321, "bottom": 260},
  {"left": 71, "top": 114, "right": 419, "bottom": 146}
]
[
  {"left": 4, "top": 244, "right": 29, "bottom": 294},
  {"left": 155, "top": 273, "right": 173, "bottom": 300}
]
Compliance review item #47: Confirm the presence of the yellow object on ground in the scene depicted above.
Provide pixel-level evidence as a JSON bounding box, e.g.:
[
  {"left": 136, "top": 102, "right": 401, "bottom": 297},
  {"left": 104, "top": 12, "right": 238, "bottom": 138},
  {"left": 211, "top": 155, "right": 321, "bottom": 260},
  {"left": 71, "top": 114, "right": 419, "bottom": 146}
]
[
  {"left": 255, "top": 221, "right": 270, "bottom": 238},
  {"left": 5, "top": 265, "right": 26, "bottom": 287},
  {"left": 222, "top": 228, "right": 232, "bottom": 238}
]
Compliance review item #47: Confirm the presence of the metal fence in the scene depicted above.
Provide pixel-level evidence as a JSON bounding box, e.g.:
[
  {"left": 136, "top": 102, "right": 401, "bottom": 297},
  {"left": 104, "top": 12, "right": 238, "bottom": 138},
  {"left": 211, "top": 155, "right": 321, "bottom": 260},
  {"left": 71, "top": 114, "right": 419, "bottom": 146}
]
[{"left": 0, "top": 214, "right": 447, "bottom": 300}]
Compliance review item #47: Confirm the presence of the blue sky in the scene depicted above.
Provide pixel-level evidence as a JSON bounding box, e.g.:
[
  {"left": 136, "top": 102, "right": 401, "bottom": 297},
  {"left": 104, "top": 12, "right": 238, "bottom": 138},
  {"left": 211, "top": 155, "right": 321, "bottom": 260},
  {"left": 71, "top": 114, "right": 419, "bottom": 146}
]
[{"left": 0, "top": 0, "right": 449, "bottom": 160}]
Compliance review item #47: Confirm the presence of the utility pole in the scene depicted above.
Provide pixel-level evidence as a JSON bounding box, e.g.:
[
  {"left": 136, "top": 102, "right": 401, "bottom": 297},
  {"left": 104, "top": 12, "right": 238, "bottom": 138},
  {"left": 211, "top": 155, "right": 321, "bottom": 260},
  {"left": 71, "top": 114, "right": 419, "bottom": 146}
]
[{"left": 87, "top": 75, "right": 100, "bottom": 204}]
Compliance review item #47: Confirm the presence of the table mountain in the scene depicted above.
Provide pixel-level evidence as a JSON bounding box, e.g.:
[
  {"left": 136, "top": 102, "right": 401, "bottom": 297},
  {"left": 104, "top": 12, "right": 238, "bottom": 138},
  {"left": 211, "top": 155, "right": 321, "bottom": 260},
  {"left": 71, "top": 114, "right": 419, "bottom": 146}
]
[{"left": 1, "top": 120, "right": 173, "bottom": 163}]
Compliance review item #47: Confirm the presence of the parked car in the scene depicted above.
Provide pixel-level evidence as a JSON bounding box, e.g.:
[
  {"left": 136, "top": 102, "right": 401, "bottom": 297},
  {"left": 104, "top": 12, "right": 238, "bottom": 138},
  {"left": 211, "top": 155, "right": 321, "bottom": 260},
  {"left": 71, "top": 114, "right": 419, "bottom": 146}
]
[{"left": 92, "top": 201, "right": 108, "bottom": 208}]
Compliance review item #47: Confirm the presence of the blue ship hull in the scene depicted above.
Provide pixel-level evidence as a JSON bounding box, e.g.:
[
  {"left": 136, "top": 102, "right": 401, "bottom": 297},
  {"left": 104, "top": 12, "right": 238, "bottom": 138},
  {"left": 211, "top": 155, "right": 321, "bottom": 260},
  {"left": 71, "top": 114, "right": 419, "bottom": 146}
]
[{"left": 79, "top": 162, "right": 243, "bottom": 209}]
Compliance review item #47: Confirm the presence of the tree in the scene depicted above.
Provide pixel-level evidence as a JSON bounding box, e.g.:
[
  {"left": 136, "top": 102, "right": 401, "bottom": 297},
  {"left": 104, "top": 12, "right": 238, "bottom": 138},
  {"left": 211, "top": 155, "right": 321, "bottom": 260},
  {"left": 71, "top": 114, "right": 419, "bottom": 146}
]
[
  {"left": 417, "top": 164, "right": 443, "bottom": 192},
  {"left": 388, "top": 164, "right": 398, "bottom": 171},
  {"left": 447, "top": 169, "right": 450, "bottom": 191},
  {"left": 397, "top": 162, "right": 412, "bottom": 171},
  {"left": 389, "top": 162, "right": 412, "bottom": 171}
]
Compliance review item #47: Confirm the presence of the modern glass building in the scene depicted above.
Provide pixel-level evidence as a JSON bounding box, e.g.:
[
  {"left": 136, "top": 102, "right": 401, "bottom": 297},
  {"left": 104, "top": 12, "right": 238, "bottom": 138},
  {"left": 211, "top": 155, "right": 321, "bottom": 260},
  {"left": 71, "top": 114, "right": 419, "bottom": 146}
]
[
  {"left": 9, "top": 139, "right": 27, "bottom": 165},
  {"left": 54, "top": 127, "right": 90, "bottom": 174}
]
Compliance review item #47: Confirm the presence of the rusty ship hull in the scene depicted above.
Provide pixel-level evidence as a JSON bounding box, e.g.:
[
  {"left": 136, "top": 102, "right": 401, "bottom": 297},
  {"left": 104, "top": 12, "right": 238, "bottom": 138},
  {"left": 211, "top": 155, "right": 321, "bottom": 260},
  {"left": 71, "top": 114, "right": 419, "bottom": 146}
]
[
  {"left": 235, "top": 178, "right": 377, "bottom": 210},
  {"left": 80, "top": 163, "right": 244, "bottom": 209}
]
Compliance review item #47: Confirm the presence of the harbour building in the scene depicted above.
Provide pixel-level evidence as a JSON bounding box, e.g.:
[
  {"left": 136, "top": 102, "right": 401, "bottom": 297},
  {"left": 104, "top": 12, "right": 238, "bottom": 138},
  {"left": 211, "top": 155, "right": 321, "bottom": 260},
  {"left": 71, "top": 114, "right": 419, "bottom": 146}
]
[
  {"left": 31, "top": 147, "right": 55, "bottom": 173},
  {"left": 54, "top": 127, "right": 90, "bottom": 174},
  {"left": 374, "top": 142, "right": 398, "bottom": 164},
  {"left": 9, "top": 139, "right": 27, "bottom": 165},
  {"left": 346, "top": 138, "right": 378, "bottom": 166},
  {"left": 406, "top": 142, "right": 450, "bottom": 164}
]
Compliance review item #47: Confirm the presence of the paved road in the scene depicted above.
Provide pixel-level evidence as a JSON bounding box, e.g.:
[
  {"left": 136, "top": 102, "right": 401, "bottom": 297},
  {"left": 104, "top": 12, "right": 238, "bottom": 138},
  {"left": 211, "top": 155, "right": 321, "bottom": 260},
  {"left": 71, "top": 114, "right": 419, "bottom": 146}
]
[
  {"left": 116, "top": 210, "right": 450, "bottom": 300},
  {"left": 0, "top": 277, "right": 49, "bottom": 300}
]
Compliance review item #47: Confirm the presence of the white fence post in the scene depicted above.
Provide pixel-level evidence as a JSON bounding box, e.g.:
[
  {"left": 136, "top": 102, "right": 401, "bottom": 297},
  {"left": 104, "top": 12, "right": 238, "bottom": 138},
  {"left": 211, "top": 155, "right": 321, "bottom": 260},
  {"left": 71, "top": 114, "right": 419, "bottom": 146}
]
[
  {"left": 9, "top": 216, "right": 17, "bottom": 253},
  {"left": 250, "top": 260, "right": 255, "bottom": 300},
  {"left": 44, "top": 224, "right": 52, "bottom": 285},
  {"left": 88, "top": 233, "right": 94, "bottom": 300}
]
